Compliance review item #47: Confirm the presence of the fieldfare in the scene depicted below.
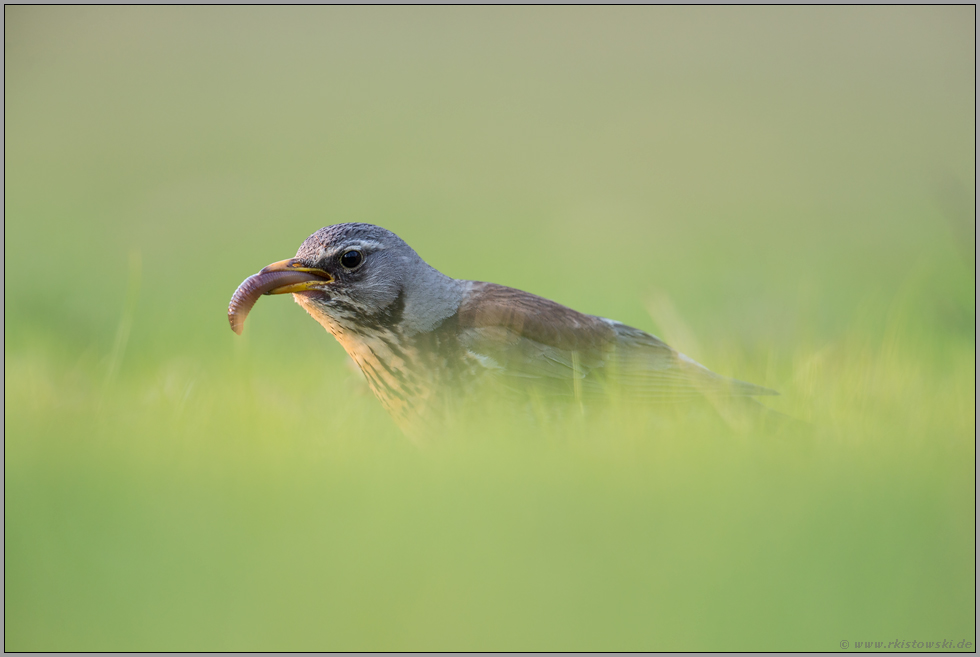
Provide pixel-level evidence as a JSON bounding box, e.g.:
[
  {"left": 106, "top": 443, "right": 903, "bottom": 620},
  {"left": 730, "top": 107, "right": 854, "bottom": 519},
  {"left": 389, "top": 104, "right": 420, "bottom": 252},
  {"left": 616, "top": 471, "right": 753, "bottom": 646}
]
[{"left": 229, "top": 223, "right": 776, "bottom": 434}]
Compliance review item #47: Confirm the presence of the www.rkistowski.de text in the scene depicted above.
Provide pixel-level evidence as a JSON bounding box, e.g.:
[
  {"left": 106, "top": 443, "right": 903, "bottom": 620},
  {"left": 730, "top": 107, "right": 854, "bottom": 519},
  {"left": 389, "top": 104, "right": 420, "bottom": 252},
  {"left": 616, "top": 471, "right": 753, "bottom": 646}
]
[{"left": 841, "top": 639, "right": 973, "bottom": 650}]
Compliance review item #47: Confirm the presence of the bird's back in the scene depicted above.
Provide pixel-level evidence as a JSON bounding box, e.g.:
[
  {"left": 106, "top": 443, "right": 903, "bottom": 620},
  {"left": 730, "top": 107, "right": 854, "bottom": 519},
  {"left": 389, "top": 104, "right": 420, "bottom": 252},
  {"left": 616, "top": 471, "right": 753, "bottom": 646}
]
[{"left": 449, "top": 281, "right": 776, "bottom": 406}]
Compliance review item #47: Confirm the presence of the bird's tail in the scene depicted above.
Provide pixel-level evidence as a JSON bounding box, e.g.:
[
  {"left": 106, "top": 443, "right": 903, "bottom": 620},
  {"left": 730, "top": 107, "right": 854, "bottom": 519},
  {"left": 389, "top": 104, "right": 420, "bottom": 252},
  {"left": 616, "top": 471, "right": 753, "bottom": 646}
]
[
  {"left": 709, "top": 395, "right": 809, "bottom": 434},
  {"left": 725, "top": 376, "right": 779, "bottom": 397}
]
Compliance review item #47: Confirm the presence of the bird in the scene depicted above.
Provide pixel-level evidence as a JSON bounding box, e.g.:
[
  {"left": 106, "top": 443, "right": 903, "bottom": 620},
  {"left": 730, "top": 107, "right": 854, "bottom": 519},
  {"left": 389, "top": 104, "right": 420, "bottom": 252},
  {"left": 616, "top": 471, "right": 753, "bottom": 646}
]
[{"left": 228, "top": 223, "right": 777, "bottom": 435}]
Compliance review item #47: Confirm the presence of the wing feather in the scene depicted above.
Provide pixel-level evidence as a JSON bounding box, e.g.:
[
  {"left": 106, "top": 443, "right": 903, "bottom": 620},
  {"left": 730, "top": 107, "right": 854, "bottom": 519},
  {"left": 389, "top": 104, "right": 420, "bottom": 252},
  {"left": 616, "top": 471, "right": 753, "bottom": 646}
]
[{"left": 457, "top": 282, "right": 776, "bottom": 402}]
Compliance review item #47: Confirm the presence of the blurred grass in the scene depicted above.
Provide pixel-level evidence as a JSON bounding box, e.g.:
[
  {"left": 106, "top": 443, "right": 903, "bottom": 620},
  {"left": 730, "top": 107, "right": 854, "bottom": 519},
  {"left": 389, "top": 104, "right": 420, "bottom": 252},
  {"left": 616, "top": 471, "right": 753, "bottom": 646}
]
[{"left": 4, "top": 6, "right": 975, "bottom": 651}]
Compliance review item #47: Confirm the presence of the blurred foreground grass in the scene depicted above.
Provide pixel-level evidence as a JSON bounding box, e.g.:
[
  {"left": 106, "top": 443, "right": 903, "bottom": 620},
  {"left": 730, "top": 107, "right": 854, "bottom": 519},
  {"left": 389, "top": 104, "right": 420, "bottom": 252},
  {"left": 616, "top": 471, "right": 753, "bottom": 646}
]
[{"left": 5, "top": 6, "right": 976, "bottom": 650}]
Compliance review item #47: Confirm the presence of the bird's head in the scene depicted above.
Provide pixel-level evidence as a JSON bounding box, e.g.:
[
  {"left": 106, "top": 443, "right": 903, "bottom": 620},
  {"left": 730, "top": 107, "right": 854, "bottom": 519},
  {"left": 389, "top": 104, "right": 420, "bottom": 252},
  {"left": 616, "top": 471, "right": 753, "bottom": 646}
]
[{"left": 229, "top": 223, "right": 462, "bottom": 338}]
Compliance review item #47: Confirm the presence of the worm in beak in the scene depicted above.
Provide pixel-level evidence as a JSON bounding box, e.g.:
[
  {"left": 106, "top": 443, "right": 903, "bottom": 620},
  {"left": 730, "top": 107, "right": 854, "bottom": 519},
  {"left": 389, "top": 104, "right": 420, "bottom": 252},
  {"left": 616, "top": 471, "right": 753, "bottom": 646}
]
[{"left": 228, "top": 259, "right": 333, "bottom": 335}]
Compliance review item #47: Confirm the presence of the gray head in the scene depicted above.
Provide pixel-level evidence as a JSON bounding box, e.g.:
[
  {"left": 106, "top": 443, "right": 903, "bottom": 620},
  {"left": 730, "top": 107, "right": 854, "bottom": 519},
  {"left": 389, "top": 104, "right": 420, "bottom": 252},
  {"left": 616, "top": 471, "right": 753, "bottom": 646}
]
[
  {"left": 228, "top": 223, "right": 465, "bottom": 338},
  {"left": 289, "top": 223, "right": 465, "bottom": 338}
]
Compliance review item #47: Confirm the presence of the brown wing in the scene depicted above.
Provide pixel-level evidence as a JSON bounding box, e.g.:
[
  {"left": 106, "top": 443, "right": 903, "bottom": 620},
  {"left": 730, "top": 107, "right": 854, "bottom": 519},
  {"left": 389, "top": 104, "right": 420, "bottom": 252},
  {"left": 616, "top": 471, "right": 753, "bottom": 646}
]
[
  {"left": 456, "top": 282, "right": 775, "bottom": 402},
  {"left": 457, "top": 282, "right": 616, "bottom": 352}
]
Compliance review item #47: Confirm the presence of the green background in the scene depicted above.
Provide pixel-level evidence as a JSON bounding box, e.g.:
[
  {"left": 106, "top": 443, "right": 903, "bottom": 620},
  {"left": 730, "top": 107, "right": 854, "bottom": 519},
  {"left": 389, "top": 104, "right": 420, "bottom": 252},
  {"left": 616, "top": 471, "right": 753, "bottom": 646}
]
[{"left": 5, "top": 6, "right": 975, "bottom": 650}]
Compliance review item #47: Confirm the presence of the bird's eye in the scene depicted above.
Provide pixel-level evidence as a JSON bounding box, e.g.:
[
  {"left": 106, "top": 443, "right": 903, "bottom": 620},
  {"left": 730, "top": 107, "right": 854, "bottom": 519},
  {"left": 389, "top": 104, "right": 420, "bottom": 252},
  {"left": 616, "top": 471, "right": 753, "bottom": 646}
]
[{"left": 340, "top": 250, "right": 363, "bottom": 269}]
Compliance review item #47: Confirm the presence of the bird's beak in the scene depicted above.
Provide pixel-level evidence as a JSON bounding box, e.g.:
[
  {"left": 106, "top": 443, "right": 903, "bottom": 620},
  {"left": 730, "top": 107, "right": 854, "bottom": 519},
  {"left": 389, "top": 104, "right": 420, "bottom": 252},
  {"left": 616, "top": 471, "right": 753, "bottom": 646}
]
[
  {"left": 228, "top": 258, "right": 334, "bottom": 335},
  {"left": 257, "top": 259, "right": 335, "bottom": 294}
]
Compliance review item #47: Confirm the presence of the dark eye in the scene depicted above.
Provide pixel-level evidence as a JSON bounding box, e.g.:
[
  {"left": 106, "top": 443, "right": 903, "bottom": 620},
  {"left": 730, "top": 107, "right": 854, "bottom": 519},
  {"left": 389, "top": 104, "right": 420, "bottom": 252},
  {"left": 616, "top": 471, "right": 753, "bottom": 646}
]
[{"left": 340, "top": 250, "right": 363, "bottom": 269}]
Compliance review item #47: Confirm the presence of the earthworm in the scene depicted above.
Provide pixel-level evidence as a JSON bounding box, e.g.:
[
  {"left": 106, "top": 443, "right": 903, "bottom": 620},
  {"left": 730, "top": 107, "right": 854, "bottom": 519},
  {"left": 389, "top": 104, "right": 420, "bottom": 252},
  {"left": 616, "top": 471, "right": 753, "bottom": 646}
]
[{"left": 228, "top": 270, "right": 325, "bottom": 335}]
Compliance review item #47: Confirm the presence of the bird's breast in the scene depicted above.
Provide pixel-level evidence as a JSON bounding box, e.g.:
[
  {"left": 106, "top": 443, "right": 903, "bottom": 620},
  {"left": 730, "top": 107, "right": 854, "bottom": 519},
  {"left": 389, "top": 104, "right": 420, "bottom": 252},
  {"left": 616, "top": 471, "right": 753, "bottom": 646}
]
[
  {"left": 338, "top": 325, "right": 482, "bottom": 431},
  {"left": 298, "top": 295, "right": 489, "bottom": 429}
]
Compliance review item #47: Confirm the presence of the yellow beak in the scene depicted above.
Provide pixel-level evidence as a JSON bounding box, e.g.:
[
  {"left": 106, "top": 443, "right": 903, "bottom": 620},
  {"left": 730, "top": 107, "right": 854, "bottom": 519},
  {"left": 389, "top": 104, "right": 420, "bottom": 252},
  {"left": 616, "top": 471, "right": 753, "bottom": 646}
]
[{"left": 258, "top": 259, "right": 334, "bottom": 294}]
